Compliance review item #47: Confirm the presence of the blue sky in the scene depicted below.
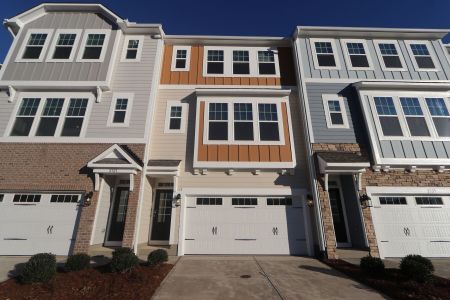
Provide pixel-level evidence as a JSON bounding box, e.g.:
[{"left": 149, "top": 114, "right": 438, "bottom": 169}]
[{"left": 1, "top": 0, "right": 450, "bottom": 61}]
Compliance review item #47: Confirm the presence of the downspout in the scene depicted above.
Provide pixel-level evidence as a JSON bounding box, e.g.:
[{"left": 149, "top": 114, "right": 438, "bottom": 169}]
[{"left": 292, "top": 37, "right": 326, "bottom": 255}]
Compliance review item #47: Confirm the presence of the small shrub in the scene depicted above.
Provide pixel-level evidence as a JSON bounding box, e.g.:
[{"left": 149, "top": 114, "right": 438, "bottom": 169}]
[
  {"left": 360, "top": 256, "right": 385, "bottom": 275},
  {"left": 147, "top": 249, "right": 168, "bottom": 266},
  {"left": 20, "top": 253, "right": 56, "bottom": 283},
  {"left": 110, "top": 248, "right": 139, "bottom": 273},
  {"left": 400, "top": 255, "right": 434, "bottom": 282},
  {"left": 65, "top": 253, "right": 91, "bottom": 272}
]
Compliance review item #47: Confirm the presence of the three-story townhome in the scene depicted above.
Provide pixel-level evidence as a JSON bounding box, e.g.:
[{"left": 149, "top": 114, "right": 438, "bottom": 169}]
[
  {"left": 293, "top": 26, "right": 450, "bottom": 259},
  {"left": 0, "top": 3, "right": 164, "bottom": 256},
  {"left": 142, "top": 35, "right": 314, "bottom": 255}
]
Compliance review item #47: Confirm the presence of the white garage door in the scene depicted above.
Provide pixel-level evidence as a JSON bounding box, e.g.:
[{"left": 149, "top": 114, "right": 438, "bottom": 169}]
[
  {"left": 184, "top": 196, "right": 308, "bottom": 255},
  {"left": 371, "top": 195, "right": 450, "bottom": 258},
  {"left": 0, "top": 193, "right": 81, "bottom": 256}
]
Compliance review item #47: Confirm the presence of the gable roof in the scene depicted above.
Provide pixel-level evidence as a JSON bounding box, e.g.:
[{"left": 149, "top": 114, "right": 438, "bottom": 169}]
[{"left": 87, "top": 144, "right": 142, "bottom": 170}]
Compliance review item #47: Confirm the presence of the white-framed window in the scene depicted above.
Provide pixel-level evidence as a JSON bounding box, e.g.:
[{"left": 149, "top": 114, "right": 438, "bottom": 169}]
[
  {"left": 341, "top": 39, "right": 373, "bottom": 70},
  {"left": 121, "top": 36, "right": 144, "bottom": 62},
  {"left": 107, "top": 93, "right": 134, "bottom": 127},
  {"left": 399, "top": 97, "right": 431, "bottom": 137},
  {"left": 77, "top": 29, "right": 111, "bottom": 62},
  {"left": 310, "top": 38, "right": 340, "bottom": 70},
  {"left": 373, "top": 40, "right": 407, "bottom": 71},
  {"left": 202, "top": 47, "right": 280, "bottom": 77},
  {"left": 203, "top": 99, "right": 285, "bottom": 145},
  {"left": 405, "top": 40, "right": 439, "bottom": 71},
  {"left": 425, "top": 98, "right": 450, "bottom": 137},
  {"left": 322, "top": 94, "right": 349, "bottom": 129},
  {"left": 46, "top": 29, "right": 82, "bottom": 62},
  {"left": 415, "top": 197, "right": 443, "bottom": 206},
  {"left": 164, "top": 101, "right": 188, "bottom": 133},
  {"left": 16, "top": 29, "right": 53, "bottom": 62},
  {"left": 373, "top": 96, "right": 404, "bottom": 137},
  {"left": 8, "top": 92, "right": 93, "bottom": 138},
  {"left": 171, "top": 46, "right": 191, "bottom": 71}
]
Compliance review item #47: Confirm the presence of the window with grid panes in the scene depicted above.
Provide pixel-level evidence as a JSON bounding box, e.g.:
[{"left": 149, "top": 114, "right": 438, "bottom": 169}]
[
  {"left": 374, "top": 97, "right": 403, "bottom": 136},
  {"left": 233, "top": 50, "right": 250, "bottom": 74},
  {"left": 82, "top": 34, "right": 105, "bottom": 59},
  {"left": 61, "top": 98, "right": 88, "bottom": 136},
  {"left": 125, "top": 39, "right": 139, "bottom": 59},
  {"left": 112, "top": 98, "right": 128, "bottom": 124},
  {"left": 208, "top": 103, "right": 228, "bottom": 140},
  {"left": 400, "top": 97, "right": 430, "bottom": 137},
  {"left": 11, "top": 98, "right": 41, "bottom": 136},
  {"left": 207, "top": 50, "right": 224, "bottom": 74},
  {"left": 258, "top": 103, "right": 280, "bottom": 141},
  {"left": 410, "top": 44, "right": 435, "bottom": 69},
  {"left": 36, "top": 98, "right": 64, "bottom": 136},
  {"left": 258, "top": 50, "right": 276, "bottom": 74},
  {"left": 378, "top": 43, "right": 403, "bottom": 68},
  {"left": 346, "top": 42, "right": 369, "bottom": 68},
  {"left": 234, "top": 103, "right": 253, "bottom": 140},
  {"left": 425, "top": 98, "right": 450, "bottom": 137},
  {"left": 314, "top": 42, "right": 336, "bottom": 67},
  {"left": 169, "top": 105, "right": 182, "bottom": 130},
  {"left": 52, "top": 33, "right": 76, "bottom": 59},
  {"left": 22, "top": 33, "right": 48, "bottom": 59}
]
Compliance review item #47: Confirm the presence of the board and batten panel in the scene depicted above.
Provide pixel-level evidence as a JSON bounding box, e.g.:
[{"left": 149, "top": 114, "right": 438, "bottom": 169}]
[
  {"left": 1, "top": 12, "right": 116, "bottom": 82},
  {"left": 86, "top": 35, "right": 158, "bottom": 139},
  {"left": 299, "top": 37, "right": 450, "bottom": 81},
  {"left": 0, "top": 92, "right": 12, "bottom": 135}
]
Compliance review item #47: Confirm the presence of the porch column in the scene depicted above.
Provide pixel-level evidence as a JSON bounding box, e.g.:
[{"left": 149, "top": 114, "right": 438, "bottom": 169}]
[
  {"left": 73, "top": 190, "right": 100, "bottom": 254},
  {"left": 316, "top": 179, "right": 339, "bottom": 259},
  {"left": 359, "top": 185, "right": 380, "bottom": 257},
  {"left": 121, "top": 171, "right": 142, "bottom": 248}
]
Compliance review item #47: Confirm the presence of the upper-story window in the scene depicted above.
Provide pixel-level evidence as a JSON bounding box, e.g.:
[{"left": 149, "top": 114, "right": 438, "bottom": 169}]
[
  {"left": 374, "top": 40, "right": 406, "bottom": 71},
  {"left": 374, "top": 97, "right": 403, "bottom": 137},
  {"left": 258, "top": 51, "right": 276, "bottom": 75},
  {"left": 258, "top": 104, "right": 280, "bottom": 141},
  {"left": 233, "top": 51, "right": 250, "bottom": 74},
  {"left": 107, "top": 93, "right": 134, "bottom": 127},
  {"left": 9, "top": 94, "right": 92, "bottom": 138},
  {"left": 234, "top": 103, "right": 254, "bottom": 140},
  {"left": 406, "top": 41, "right": 438, "bottom": 71},
  {"left": 208, "top": 103, "right": 228, "bottom": 140},
  {"left": 399, "top": 97, "right": 430, "bottom": 137},
  {"left": 121, "top": 36, "right": 144, "bottom": 62},
  {"left": 341, "top": 39, "right": 372, "bottom": 70},
  {"left": 77, "top": 30, "right": 110, "bottom": 62},
  {"left": 164, "top": 101, "right": 188, "bottom": 133},
  {"left": 425, "top": 98, "right": 450, "bottom": 137},
  {"left": 310, "top": 39, "right": 340, "bottom": 69},
  {"left": 207, "top": 50, "right": 225, "bottom": 74},
  {"left": 17, "top": 29, "right": 53, "bottom": 62},
  {"left": 322, "top": 94, "right": 349, "bottom": 129},
  {"left": 47, "top": 29, "right": 81, "bottom": 62},
  {"left": 171, "top": 46, "right": 191, "bottom": 71}
]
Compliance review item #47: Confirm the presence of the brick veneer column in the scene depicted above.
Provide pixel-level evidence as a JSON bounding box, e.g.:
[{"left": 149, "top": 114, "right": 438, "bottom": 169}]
[
  {"left": 73, "top": 191, "right": 99, "bottom": 253},
  {"left": 121, "top": 171, "right": 142, "bottom": 249},
  {"left": 316, "top": 179, "right": 339, "bottom": 259}
]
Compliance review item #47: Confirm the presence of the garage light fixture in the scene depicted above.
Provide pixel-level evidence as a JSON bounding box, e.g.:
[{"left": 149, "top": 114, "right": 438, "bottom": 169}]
[
  {"left": 305, "top": 194, "right": 314, "bottom": 207},
  {"left": 359, "top": 193, "right": 372, "bottom": 208},
  {"left": 83, "top": 191, "right": 94, "bottom": 206}
]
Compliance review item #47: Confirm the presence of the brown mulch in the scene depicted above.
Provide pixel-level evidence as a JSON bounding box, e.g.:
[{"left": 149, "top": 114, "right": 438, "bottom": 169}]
[
  {"left": 323, "top": 259, "right": 450, "bottom": 300},
  {"left": 0, "top": 264, "right": 173, "bottom": 300}
]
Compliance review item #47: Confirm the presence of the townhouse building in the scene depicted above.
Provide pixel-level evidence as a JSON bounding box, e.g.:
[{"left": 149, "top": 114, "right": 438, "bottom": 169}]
[{"left": 293, "top": 27, "right": 450, "bottom": 259}]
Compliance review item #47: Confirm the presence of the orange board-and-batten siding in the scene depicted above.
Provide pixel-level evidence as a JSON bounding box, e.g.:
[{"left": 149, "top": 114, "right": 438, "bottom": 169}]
[
  {"left": 160, "top": 45, "right": 297, "bottom": 86},
  {"left": 197, "top": 102, "right": 292, "bottom": 162}
]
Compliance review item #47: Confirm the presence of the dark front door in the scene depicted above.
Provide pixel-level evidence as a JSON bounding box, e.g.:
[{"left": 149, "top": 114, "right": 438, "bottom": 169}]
[
  {"left": 107, "top": 187, "right": 129, "bottom": 243},
  {"left": 150, "top": 189, "right": 173, "bottom": 241},
  {"left": 328, "top": 188, "right": 350, "bottom": 245}
]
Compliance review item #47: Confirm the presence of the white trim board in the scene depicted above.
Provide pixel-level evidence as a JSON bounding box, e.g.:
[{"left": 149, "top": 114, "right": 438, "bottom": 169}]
[{"left": 181, "top": 187, "right": 308, "bottom": 196}]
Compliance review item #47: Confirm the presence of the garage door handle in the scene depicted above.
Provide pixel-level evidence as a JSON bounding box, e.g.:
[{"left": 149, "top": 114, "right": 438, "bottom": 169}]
[
  {"left": 272, "top": 227, "right": 278, "bottom": 235},
  {"left": 47, "top": 225, "right": 54, "bottom": 234},
  {"left": 212, "top": 226, "right": 218, "bottom": 235},
  {"left": 403, "top": 227, "right": 411, "bottom": 237}
]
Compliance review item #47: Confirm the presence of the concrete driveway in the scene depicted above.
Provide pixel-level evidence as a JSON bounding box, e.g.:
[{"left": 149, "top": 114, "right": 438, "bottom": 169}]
[
  {"left": 0, "top": 256, "right": 30, "bottom": 282},
  {"left": 152, "top": 256, "right": 387, "bottom": 300}
]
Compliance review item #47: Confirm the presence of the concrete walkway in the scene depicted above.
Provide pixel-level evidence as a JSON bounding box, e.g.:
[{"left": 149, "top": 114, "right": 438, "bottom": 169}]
[{"left": 152, "top": 256, "right": 387, "bottom": 300}]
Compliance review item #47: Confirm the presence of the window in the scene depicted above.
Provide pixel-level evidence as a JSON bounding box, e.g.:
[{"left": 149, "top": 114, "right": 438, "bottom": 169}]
[
  {"left": 267, "top": 198, "right": 292, "bottom": 206},
  {"left": 13, "top": 194, "right": 41, "bottom": 203},
  {"left": 169, "top": 106, "right": 182, "bottom": 130},
  {"left": 36, "top": 98, "right": 64, "bottom": 136},
  {"left": 17, "top": 30, "right": 53, "bottom": 62},
  {"left": 231, "top": 50, "right": 250, "bottom": 74},
  {"left": 208, "top": 103, "right": 228, "bottom": 140},
  {"left": 107, "top": 93, "right": 133, "bottom": 127},
  {"left": 258, "top": 104, "right": 280, "bottom": 141},
  {"left": 0, "top": 194, "right": 4, "bottom": 202},
  {"left": 342, "top": 40, "right": 372, "bottom": 69},
  {"left": 425, "top": 98, "right": 450, "bottom": 137},
  {"left": 196, "top": 198, "right": 222, "bottom": 205},
  {"left": 415, "top": 197, "right": 443, "bottom": 205},
  {"left": 171, "top": 46, "right": 191, "bottom": 71},
  {"left": 121, "top": 36, "right": 144, "bottom": 62},
  {"left": 234, "top": 103, "right": 254, "bottom": 140},
  {"left": 322, "top": 94, "right": 349, "bottom": 129},
  {"left": 50, "top": 194, "right": 79, "bottom": 203},
  {"left": 11, "top": 98, "right": 41, "bottom": 136},
  {"left": 232, "top": 198, "right": 257, "bottom": 205},
  {"left": 61, "top": 98, "right": 88, "bottom": 136},
  {"left": 406, "top": 41, "right": 437, "bottom": 70},
  {"left": 379, "top": 197, "right": 407, "bottom": 205},
  {"left": 165, "top": 101, "right": 187, "bottom": 133},
  {"left": 258, "top": 51, "right": 276, "bottom": 75},
  {"left": 311, "top": 39, "right": 340, "bottom": 69},
  {"left": 47, "top": 30, "right": 81, "bottom": 62},
  {"left": 206, "top": 50, "right": 224, "bottom": 74},
  {"left": 400, "top": 97, "right": 430, "bottom": 137},
  {"left": 78, "top": 30, "right": 110, "bottom": 61},
  {"left": 375, "top": 41, "right": 405, "bottom": 70},
  {"left": 374, "top": 97, "right": 403, "bottom": 136}
]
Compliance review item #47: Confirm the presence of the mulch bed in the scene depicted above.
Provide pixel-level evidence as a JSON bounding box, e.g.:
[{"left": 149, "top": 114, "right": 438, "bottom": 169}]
[
  {"left": 0, "top": 263, "right": 173, "bottom": 300},
  {"left": 323, "top": 259, "right": 450, "bottom": 300}
]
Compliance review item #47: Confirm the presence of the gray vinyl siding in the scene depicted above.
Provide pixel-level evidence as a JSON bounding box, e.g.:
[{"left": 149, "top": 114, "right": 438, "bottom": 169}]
[
  {"left": 1, "top": 12, "right": 116, "bottom": 82},
  {"left": 85, "top": 34, "right": 158, "bottom": 139},
  {"left": 306, "top": 82, "right": 365, "bottom": 144},
  {"left": 299, "top": 38, "right": 450, "bottom": 80}
]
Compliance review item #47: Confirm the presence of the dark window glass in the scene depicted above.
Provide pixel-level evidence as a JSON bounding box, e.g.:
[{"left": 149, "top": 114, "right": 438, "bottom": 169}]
[
  {"left": 36, "top": 118, "right": 59, "bottom": 136},
  {"left": 405, "top": 118, "right": 430, "bottom": 136},
  {"left": 22, "top": 33, "right": 47, "bottom": 59},
  {"left": 382, "top": 56, "right": 402, "bottom": 68},
  {"left": 53, "top": 47, "right": 72, "bottom": 59},
  {"left": 426, "top": 98, "right": 450, "bottom": 137},
  {"left": 52, "top": 34, "right": 76, "bottom": 59},
  {"left": 126, "top": 49, "right": 137, "bottom": 59},
  {"left": 61, "top": 98, "right": 88, "bottom": 136},
  {"left": 13, "top": 194, "right": 41, "bottom": 203},
  {"left": 379, "top": 117, "right": 403, "bottom": 136},
  {"left": 61, "top": 118, "right": 83, "bottom": 136},
  {"left": 51, "top": 194, "right": 79, "bottom": 203},
  {"left": 113, "top": 111, "right": 126, "bottom": 123},
  {"left": 175, "top": 59, "right": 186, "bottom": 69},
  {"left": 317, "top": 55, "right": 336, "bottom": 67},
  {"left": 259, "top": 63, "right": 276, "bottom": 75},
  {"left": 36, "top": 98, "right": 64, "bottom": 136},
  {"left": 207, "top": 50, "right": 224, "bottom": 74},
  {"left": 209, "top": 103, "right": 228, "bottom": 140},
  {"left": 330, "top": 113, "right": 344, "bottom": 125},
  {"left": 415, "top": 197, "right": 443, "bottom": 205},
  {"left": 169, "top": 118, "right": 181, "bottom": 130},
  {"left": 350, "top": 55, "right": 369, "bottom": 68},
  {"left": 267, "top": 198, "right": 292, "bottom": 206},
  {"left": 11, "top": 118, "right": 34, "bottom": 136},
  {"left": 259, "top": 123, "right": 280, "bottom": 141},
  {"left": 23, "top": 47, "right": 43, "bottom": 59},
  {"left": 416, "top": 57, "right": 435, "bottom": 69},
  {"left": 379, "top": 197, "right": 407, "bottom": 205},
  {"left": 196, "top": 198, "right": 222, "bottom": 205},
  {"left": 0, "top": 194, "right": 3, "bottom": 202},
  {"left": 234, "top": 122, "right": 253, "bottom": 140},
  {"left": 207, "top": 62, "right": 223, "bottom": 74},
  {"left": 232, "top": 198, "right": 257, "bottom": 206},
  {"left": 432, "top": 119, "right": 450, "bottom": 137},
  {"left": 233, "top": 50, "right": 250, "bottom": 74},
  {"left": 208, "top": 122, "right": 228, "bottom": 140},
  {"left": 83, "top": 47, "right": 102, "bottom": 59},
  {"left": 82, "top": 34, "right": 105, "bottom": 59}
]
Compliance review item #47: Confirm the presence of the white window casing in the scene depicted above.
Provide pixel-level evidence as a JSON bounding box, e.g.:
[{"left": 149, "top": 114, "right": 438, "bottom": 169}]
[
  {"left": 373, "top": 40, "right": 407, "bottom": 72},
  {"left": 16, "top": 29, "right": 54, "bottom": 63},
  {"left": 76, "top": 29, "right": 111, "bottom": 62},
  {"left": 322, "top": 94, "right": 350, "bottom": 129},
  {"left": 405, "top": 40, "right": 440, "bottom": 72},
  {"left": 202, "top": 46, "right": 280, "bottom": 77},
  {"left": 171, "top": 46, "right": 191, "bottom": 71},
  {"left": 164, "top": 101, "right": 188, "bottom": 133},
  {"left": 107, "top": 93, "right": 134, "bottom": 127},
  {"left": 46, "top": 29, "right": 82, "bottom": 62},
  {"left": 309, "top": 38, "right": 341, "bottom": 70},
  {"left": 340, "top": 39, "right": 374, "bottom": 71},
  {"left": 120, "top": 35, "right": 144, "bottom": 62}
]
